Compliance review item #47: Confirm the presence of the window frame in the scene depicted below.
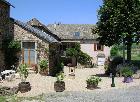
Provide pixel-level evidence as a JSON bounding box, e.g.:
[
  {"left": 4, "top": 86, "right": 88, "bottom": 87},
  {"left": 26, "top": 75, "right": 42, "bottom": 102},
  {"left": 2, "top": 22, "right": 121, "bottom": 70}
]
[
  {"left": 94, "top": 43, "right": 104, "bottom": 51},
  {"left": 74, "top": 32, "right": 80, "bottom": 37}
]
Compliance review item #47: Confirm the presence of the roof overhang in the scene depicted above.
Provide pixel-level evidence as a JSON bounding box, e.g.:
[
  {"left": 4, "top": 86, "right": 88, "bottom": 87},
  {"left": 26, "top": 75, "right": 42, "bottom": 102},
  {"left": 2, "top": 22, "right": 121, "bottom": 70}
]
[{"left": 1, "top": 0, "right": 15, "bottom": 8}]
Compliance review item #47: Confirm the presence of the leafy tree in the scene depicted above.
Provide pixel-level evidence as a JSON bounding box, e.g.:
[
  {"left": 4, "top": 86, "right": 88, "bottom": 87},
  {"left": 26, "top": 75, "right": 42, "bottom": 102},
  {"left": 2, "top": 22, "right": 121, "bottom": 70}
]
[
  {"left": 96, "top": 0, "right": 140, "bottom": 62},
  {"left": 110, "top": 45, "right": 119, "bottom": 56}
]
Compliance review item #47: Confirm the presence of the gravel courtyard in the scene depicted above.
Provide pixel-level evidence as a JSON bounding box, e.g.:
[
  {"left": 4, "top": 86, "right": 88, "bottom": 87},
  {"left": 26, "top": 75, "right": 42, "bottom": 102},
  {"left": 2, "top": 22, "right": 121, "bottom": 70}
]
[
  {"left": 34, "top": 86, "right": 140, "bottom": 102},
  {"left": 1, "top": 66, "right": 140, "bottom": 97}
]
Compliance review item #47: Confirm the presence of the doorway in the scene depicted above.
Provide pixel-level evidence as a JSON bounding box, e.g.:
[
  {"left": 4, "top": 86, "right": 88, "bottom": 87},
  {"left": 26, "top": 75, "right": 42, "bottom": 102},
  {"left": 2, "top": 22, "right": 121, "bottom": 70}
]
[{"left": 22, "top": 42, "right": 36, "bottom": 65}]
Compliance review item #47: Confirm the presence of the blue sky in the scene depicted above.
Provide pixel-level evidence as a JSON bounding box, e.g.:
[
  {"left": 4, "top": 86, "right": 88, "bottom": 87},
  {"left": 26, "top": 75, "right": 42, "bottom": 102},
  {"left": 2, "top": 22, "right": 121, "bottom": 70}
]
[{"left": 8, "top": 0, "right": 102, "bottom": 24}]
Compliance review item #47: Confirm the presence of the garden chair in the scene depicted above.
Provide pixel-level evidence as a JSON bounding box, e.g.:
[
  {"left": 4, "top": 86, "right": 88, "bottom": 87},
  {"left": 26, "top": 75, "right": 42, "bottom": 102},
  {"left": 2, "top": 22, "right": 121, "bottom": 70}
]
[
  {"left": 15, "top": 73, "right": 20, "bottom": 79},
  {"left": 5, "top": 74, "right": 15, "bottom": 82},
  {"left": 0, "top": 75, "right": 2, "bottom": 82}
]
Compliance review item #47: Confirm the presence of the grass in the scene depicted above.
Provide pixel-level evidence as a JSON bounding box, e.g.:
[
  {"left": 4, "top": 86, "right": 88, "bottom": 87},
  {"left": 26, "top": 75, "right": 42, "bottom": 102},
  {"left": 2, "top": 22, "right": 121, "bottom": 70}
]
[
  {"left": 0, "top": 96, "right": 6, "bottom": 102},
  {"left": 117, "top": 48, "right": 140, "bottom": 68},
  {"left": 0, "top": 94, "right": 45, "bottom": 102}
]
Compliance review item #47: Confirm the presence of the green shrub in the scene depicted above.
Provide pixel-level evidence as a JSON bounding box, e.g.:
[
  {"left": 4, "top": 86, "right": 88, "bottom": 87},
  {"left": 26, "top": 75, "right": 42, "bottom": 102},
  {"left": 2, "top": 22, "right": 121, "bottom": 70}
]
[
  {"left": 56, "top": 71, "right": 65, "bottom": 82},
  {"left": 8, "top": 40, "right": 21, "bottom": 49},
  {"left": 66, "top": 44, "right": 92, "bottom": 66},
  {"left": 105, "top": 56, "right": 123, "bottom": 76},
  {"left": 39, "top": 59, "right": 48, "bottom": 71},
  {"left": 78, "top": 51, "right": 92, "bottom": 65},
  {"left": 52, "top": 61, "right": 64, "bottom": 77},
  {"left": 86, "top": 76, "right": 101, "bottom": 86},
  {"left": 3, "top": 39, "right": 21, "bottom": 69},
  {"left": 120, "top": 67, "right": 134, "bottom": 77},
  {"left": 66, "top": 48, "right": 78, "bottom": 57},
  {"left": 116, "top": 63, "right": 138, "bottom": 76},
  {"left": 18, "top": 64, "right": 28, "bottom": 82}
]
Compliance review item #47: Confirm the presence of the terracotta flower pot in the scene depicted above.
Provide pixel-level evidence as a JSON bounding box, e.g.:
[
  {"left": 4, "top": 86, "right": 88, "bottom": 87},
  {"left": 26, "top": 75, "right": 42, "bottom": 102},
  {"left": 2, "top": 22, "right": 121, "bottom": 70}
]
[
  {"left": 87, "top": 83, "right": 98, "bottom": 90},
  {"left": 18, "top": 82, "right": 31, "bottom": 93},
  {"left": 123, "top": 77, "right": 133, "bottom": 83},
  {"left": 54, "top": 81, "right": 65, "bottom": 92}
]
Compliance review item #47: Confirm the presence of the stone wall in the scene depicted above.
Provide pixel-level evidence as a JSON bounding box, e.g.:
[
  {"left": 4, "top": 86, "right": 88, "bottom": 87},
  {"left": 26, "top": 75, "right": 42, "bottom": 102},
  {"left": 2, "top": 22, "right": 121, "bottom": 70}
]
[
  {"left": 49, "top": 43, "right": 61, "bottom": 76},
  {"left": 0, "top": 1, "right": 10, "bottom": 69},
  {"left": 10, "top": 22, "right": 49, "bottom": 66}
]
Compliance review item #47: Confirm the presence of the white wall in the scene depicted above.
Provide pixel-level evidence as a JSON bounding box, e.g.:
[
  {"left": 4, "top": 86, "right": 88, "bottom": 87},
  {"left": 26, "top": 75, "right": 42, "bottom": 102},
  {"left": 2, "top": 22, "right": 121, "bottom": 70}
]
[{"left": 80, "top": 40, "right": 111, "bottom": 64}]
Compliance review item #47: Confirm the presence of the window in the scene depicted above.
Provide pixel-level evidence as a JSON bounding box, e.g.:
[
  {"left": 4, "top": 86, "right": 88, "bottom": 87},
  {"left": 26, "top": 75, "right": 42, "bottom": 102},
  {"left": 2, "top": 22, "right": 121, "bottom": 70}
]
[
  {"left": 22, "top": 42, "right": 36, "bottom": 65},
  {"left": 94, "top": 43, "right": 104, "bottom": 51},
  {"left": 74, "top": 32, "right": 80, "bottom": 37}
]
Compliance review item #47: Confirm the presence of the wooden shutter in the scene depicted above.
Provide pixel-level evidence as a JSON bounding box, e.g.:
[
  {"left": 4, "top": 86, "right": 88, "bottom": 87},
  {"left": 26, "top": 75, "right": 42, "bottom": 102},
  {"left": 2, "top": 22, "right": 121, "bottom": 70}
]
[
  {"left": 94, "top": 43, "right": 97, "bottom": 51},
  {"left": 101, "top": 45, "right": 104, "bottom": 51},
  {"left": 22, "top": 48, "right": 24, "bottom": 64}
]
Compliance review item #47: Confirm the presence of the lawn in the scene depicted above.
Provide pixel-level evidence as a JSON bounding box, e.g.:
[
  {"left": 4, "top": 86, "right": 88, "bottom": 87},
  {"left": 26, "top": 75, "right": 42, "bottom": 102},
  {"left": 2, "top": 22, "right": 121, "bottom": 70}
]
[{"left": 117, "top": 44, "right": 140, "bottom": 68}]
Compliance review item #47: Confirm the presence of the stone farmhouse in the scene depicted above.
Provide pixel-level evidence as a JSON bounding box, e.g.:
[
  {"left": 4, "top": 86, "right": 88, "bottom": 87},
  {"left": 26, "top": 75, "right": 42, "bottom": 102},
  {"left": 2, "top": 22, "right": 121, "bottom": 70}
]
[{"left": 0, "top": 0, "right": 110, "bottom": 75}]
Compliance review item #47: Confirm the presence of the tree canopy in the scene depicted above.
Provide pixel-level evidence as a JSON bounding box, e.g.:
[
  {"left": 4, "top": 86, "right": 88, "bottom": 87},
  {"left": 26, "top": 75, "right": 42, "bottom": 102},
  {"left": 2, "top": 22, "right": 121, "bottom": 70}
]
[{"left": 96, "top": 0, "right": 140, "bottom": 62}]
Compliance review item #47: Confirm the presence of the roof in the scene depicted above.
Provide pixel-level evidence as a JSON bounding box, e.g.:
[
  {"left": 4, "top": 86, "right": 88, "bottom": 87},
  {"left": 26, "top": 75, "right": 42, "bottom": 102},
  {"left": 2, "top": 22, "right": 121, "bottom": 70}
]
[
  {"left": 47, "top": 24, "right": 98, "bottom": 40},
  {"left": 1, "top": 0, "right": 15, "bottom": 8},
  {"left": 11, "top": 18, "right": 58, "bottom": 43},
  {"left": 27, "top": 18, "right": 61, "bottom": 41}
]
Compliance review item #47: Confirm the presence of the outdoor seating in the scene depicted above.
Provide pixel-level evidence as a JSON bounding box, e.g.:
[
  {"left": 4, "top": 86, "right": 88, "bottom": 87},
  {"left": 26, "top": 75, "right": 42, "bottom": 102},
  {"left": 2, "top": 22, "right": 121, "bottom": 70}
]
[
  {"left": 1, "top": 70, "right": 16, "bottom": 81},
  {"left": 0, "top": 75, "right": 2, "bottom": 82},
  {"left": 15, "top": 73, "right": 20, "bottom": 79}
]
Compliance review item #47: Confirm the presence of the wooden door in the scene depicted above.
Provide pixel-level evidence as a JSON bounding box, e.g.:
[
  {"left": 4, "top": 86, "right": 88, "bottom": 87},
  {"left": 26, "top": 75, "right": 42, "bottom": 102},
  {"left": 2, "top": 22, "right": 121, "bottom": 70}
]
[{"left": 22, "top": 42, "right": 36, "bottom": 65}]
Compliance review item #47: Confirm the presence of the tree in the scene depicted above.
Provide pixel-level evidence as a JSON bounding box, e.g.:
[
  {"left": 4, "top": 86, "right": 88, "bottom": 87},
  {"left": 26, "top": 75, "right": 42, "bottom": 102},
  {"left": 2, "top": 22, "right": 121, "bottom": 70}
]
[
  {"left": 110, "top": 45, "right": 119, "bottom": 56},
  {"left": 96, "top": 0, "right": 140, "bottom": 62}
]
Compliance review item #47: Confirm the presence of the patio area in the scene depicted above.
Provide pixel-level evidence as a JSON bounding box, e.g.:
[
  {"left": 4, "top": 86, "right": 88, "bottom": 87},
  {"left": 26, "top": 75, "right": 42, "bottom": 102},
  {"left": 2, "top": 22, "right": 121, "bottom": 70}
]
[{"left": 1, "top": 66, "right": 140, "bottom": 97}]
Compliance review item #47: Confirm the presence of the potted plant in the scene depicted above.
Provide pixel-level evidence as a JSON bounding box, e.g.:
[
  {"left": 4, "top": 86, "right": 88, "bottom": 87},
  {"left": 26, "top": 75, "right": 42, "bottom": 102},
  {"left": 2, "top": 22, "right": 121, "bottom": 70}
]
[
  {"left": 121, "top": 67, "right": 134, "bottom": 83},
  {"left": 18, "top": 64, "right": 31, "bottom": 93},
  {"left": 54, "top": 72, "right": 65, "bottom": 92},
  {"left": 31, "top": 64, "right": 38, "bottom": 74},
  {"left": 39, "top": 59, "right": 48, "bottom": 76},
  {"left": 86, "top": 75, "right": 101, "bottom": 90}
]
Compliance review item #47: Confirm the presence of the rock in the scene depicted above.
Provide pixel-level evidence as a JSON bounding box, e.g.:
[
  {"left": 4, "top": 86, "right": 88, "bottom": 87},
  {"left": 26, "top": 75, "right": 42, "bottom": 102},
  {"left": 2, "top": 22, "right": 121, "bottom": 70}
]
[
  {"left": 0, "top": 86, "right": 19, "bottom": 96},
  {"left": 133, "top": 70, "right": 140, "bottom": 79},
  {"left": 11, "top": 86, "right": 19, "bottom": 94}
]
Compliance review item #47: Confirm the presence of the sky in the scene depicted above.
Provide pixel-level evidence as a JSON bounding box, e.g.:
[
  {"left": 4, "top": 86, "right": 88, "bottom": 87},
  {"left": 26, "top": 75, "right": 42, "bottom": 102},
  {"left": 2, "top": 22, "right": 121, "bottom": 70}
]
[{"left": 8, "top": 0, "right": 103, "bottom": 25}]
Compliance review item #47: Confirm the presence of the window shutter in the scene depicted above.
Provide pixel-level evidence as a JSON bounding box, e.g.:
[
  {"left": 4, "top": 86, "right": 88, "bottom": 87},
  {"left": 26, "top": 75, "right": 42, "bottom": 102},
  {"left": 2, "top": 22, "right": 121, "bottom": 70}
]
[
  {"left": 101, "top": 45, "right": 104, "bottom": 51},
  {"left": 22, "top": 48, "right": 24, "bottom": 64},
  {"left": 94, "top": 43, "right": 97, "bottom": 51}
]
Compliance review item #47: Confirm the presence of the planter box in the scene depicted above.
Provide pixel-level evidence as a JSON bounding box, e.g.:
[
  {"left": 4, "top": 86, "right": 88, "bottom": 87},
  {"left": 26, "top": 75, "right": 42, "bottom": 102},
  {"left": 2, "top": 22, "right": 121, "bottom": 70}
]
[
  {"left": 123, "top": 77, "right": 133, "bottom": 83},
  {"left": 18, "top": 82, "right": 31, "bottom": 93},
  {"left": 39, "top": 69, "right": 48, "bottom": 76},
  {"left": 87, "top": 83, "right": 98, "bottom": 90},
  {"left": 54, "top": 81, "right": 65, "bottom": 92}
]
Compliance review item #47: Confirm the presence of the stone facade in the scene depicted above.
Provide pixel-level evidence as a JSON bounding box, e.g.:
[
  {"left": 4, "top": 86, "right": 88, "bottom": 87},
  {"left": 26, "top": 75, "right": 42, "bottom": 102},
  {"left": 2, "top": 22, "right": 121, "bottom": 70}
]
[
  {"left": 0, "top": 1, "right": 10, "bottom": 68},
  {"left": 47, "top": 24, "right": 111, "bottom": 65},
  {"left": 11, "top": 22, "right": 49, "bottom": 64}
]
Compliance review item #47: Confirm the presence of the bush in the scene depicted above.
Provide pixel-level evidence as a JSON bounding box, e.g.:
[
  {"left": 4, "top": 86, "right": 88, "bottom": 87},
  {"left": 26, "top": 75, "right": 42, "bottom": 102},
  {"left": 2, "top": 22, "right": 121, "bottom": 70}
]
[
  {"left": 78, "top": 51, "right": 92, "bottom": 65},
  {"left": 105, "top": 56, "right": 123, "bottom": 76},
  {"left": 52, "top": 61, "right": 64, "bottom": 77},
  {"left": 56, "top": 72, "right": 65, "bottom": 82},
  {"left": 3, "top": 39, "right": 21, "bottom": 69},
  {"left": 39, "top": 59, "right": 48, "bottom": 71},
  {"left": 66, "top": 48, "right": 78, "bottom": 57},
  {"left": 120, "top": 67, "right": 134, "bottom": 77},
  {"left": 86, "top": 75, "right": 101, "bottom": 86},
  {"left": 18, "top": 64, "right": 28, "bottom": 82},
  {"left": 116, "top": 63, "right": 138, "bottom": 76}
]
